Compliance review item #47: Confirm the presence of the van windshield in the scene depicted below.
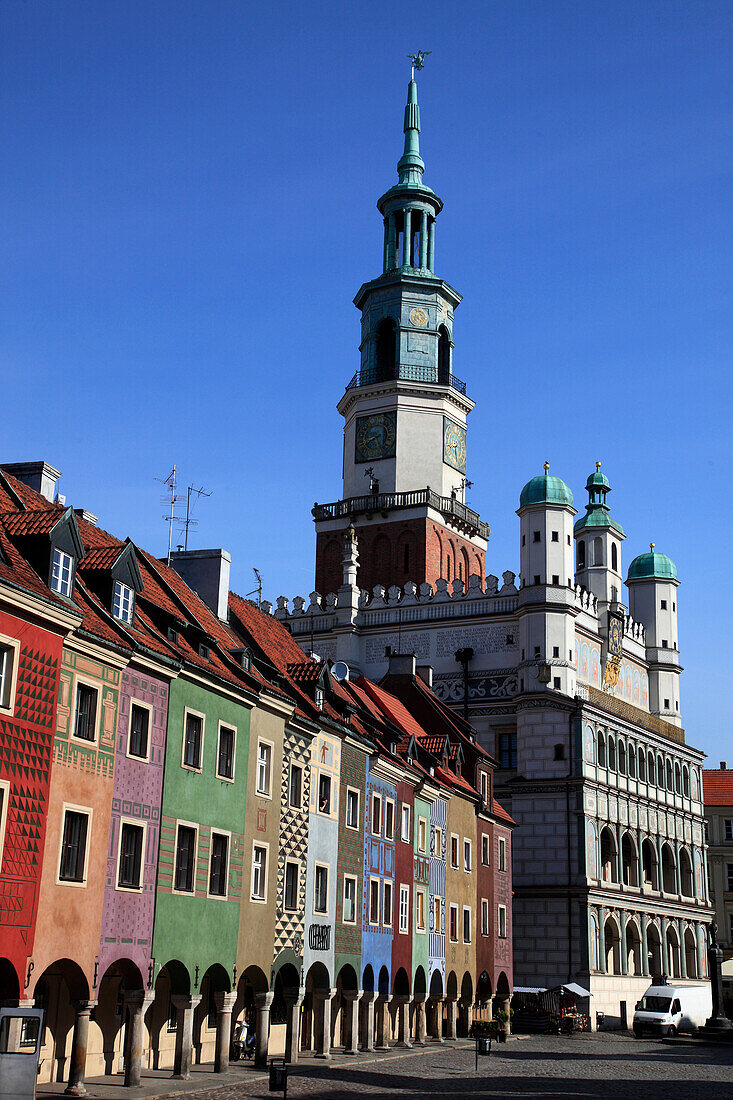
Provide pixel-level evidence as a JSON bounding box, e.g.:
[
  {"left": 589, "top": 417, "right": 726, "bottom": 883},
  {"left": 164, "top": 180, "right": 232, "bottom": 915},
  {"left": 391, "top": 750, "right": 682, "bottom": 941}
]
[{"left": 640, "top": 996, "right": 672, "bottom": 1012}]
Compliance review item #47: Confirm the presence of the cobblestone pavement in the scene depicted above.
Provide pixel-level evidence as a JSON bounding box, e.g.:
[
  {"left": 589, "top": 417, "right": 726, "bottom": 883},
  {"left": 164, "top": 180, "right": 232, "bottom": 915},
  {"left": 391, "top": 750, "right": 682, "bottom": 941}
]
[{"left": 41, "top": 1033, "right": 732, "bottom": 1100}]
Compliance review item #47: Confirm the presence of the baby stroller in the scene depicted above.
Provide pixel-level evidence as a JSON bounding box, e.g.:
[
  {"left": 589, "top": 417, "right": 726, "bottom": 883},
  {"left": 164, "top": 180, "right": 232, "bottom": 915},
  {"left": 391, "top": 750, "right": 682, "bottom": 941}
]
[{"left": 232, "top": 1016, "right": 256, "bottom": 1060}]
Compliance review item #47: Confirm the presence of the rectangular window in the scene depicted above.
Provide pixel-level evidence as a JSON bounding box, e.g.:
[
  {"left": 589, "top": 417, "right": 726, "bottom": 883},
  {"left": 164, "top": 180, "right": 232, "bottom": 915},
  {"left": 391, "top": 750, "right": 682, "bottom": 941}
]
[
  {"left": 499, "top": 837, "right": 507, "bottom": 872},
  {"left": 314, "top": 864, "right": 328, "bottom": 914},
  {"left": 289, "top": 764, "right": 303, "bottom": 809},
  {"left": 482, "top": 834, "right": 490, "bottom": 866},
  {"left": 463, "top": 906, "right": 471, "bottom": 944},
  {"left": 318, "top": 773, "right": 332, "bottom": 814},
  {"left": 117, "top": 821, "right": 144, "bottom": 889},
  {"left": 372, "top": 793, "right": 382, "bottom": 836},
  {"left": 450, "top": 834, "right": 459, "bottom": 868},
  {"left": 73, "top": 683, "right": 97, "bottom": 742},
  {"left": 369, "top": 878, "right": 380, "bottom": 924},
  {"left": 401, "top": 804, "right": 410, "bottom": 842},
  {"left": 256, "top": 741, "right": 272, "bottom": 795},
  {"left": 498, "top": 904, "right": 507, "bottom": 938},
  {"left": 174, "top": 824, "right": 197, "bottom": 892},
  {"left": 481, "top": 898, "right": 489, "bottom": 936},
  {"left": 661, "top": 599, "right": 667, "bottom": 610},
  {"left": 51, "top": 547, "right": 73, "bottom": 596},
  {"left": 551, "top": 530, "right": 559, "bottom": 543},
  {"left": 383, "top": 880, "right": 393, "bottom": 927},
  {"left": 343, "top": 875, "right": 357, "bottom": 923},
  {"left": 418, "top": 817, "right": 427, "bottom": 854},
  {"left": 449, "top": 903, "right": 458, "bottom": 942},
  {"left": 0, "top": 639, "right": 18, "bottom": 713},
  {"left": 416, "top": 887, "right": 426, "bottom": 932},
  {"left": 128, "top": 703, "right": 149, "bottom": 760},
  {"left": 251, "top": 844, "right": 267, "bottom": 901},
  {"left": 208, "top": 832, "right": 229, "bottom": 897},
  {"left": 284, "top": 861, "right": 299, "bottom": 912},
  {"left": 346, "top": 787, "right": 360, "bottom": 829},
  {"left": 0, "top": 781, "right": 9, "bottom": 863},
  {"left": 434, "top": 825, "right": 443, "bottom": 858},
  {"left": 183, "top": 711, "right": 203, "bottom": 770},
  {"left": 499, "top": 732, "right": 517, "bottom": 769},
  {"left": 216, "top": 725, "right": 235, "bottom": 780},
  {"left": 113, "top": 580, "right": 134, "bottom": 623},
  {"left": 384, "top": 799, "right": 395, "bottom": 840},
  {"left": 463, "top": 839, "right": 472, "bottom": 872},
  {"left": 724, "top": 819, "right": 733, "bottom": 843},
  {"left": 480, "top": 772, "right": 488, "bottom": 803},
  {"left": 59, "top": 808, "right": 89, "bottom": 883},
  {"left": 399, "top": 884, "right": 410, "bottom": 933},
  {"left": 727, "top": 863, "right": 733, "bottom": 893},
  {"left": 433, "top": 895, "right": 442, "bottom": 934}
]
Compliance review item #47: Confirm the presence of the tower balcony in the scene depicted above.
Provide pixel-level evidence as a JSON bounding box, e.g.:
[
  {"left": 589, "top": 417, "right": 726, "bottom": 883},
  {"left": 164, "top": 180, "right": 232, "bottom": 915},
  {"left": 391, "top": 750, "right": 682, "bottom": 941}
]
[
  {"left": 312, "top": 486, "right": 489, "bottom": 540},
  {"left": 345, "top": 364, "right": 467, "bottom": 396}
]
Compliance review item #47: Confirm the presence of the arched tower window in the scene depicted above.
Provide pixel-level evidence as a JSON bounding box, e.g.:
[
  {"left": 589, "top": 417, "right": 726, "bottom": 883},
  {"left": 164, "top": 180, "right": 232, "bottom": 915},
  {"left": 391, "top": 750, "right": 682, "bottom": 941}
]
[
  {"left": 577, "top": 541, "right": 586, "bottom": 571},
  {"left": 611, "top": 542, "right": 618, "bottom": 571},
  {"left": 438, "top": 326, "right": 451, "bottom": 384},
  {"left": 375, "top": 318, "right": 397, "bottom": 382},
  {"left": 593, "top": 537, "right": 604, "bottom": 566}
]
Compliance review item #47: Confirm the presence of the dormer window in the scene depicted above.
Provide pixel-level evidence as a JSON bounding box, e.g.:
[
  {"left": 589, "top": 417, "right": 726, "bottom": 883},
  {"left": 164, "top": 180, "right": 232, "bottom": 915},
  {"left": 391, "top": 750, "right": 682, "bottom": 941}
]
[
  {"left": 113, "top": 581, "right": 134, "bottom": 623},
  {"left": 51, "top": 548, "right": 74, "bottom": 596},
  {"left": 242, "top": 649, "right": 251, "bottom": 672},
  {"left": 199, "top": 643, "right": 210, "bottom": 660},
  {"left": 315, "top": 686, "right": 324, "bottom": 710}
]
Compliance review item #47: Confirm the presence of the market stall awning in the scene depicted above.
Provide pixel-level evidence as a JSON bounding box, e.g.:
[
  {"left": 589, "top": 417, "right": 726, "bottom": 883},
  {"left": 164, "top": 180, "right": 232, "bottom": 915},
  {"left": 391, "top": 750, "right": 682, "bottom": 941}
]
[{"left": 552, "top": 982, "right": 592, "bottom": 998}]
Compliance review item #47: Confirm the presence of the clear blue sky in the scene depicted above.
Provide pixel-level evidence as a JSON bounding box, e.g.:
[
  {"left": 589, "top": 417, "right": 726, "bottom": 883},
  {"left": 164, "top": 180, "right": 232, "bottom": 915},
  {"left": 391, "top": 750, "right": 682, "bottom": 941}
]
[{"left": 2, "top": 1, "right": 731, "bottom": 762}]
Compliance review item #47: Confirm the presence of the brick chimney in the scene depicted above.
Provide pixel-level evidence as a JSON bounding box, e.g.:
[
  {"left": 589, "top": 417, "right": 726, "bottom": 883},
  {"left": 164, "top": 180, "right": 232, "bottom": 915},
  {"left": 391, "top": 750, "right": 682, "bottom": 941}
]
[
  {"left": 170, "top": 548, "right": 231, "bottom": 621},
  {"left": 721, "top": 762, "right": 727, "bottom": 770}
]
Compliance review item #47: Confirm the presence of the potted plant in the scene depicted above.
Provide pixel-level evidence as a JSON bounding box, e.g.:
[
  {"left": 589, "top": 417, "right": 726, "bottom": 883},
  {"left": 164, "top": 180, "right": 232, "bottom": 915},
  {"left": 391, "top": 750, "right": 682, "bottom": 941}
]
[{"left": 494, "top": 1007, "right": 511, "bottom": 1042}]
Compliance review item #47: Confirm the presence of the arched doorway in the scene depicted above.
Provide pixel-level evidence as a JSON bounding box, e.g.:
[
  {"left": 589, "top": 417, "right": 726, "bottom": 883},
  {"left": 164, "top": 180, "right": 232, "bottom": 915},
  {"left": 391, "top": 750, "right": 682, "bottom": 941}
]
[
  {"left": 666, "top": 925, "right": 681, "bottom": 978},
  {"left": 149, "top": 959, "right": 190, "bottom": 1072},
  {"left": 604, "top": 917, "right": 621, "bottom": 974},
  {"left": 600, "top": 827, "right": 618, "bottom": 883},
  {"left": 679, "top": 849, "right": 694, "bottom": 897},
  {"left": 375, "top": 319, "right": 397, "bottom": 382},
  {"left": 333, "top": 964, "right": 358, "bottom": 1050},
  {"left": 0, "top": 957, "right": 21, "bottom": 1003},
  {"left": 95, "top": 958, "right": 144, "bottom": 1076},
  {"left": 642, "top": 838, "right": 658, "bottom": 890},
  {"left": 438, "top": 326, "right": 451, "bottom": 384},
  {"left": 193, "top": 963, "right": 231, "bottom": 1066},
  {"left": 303, "top": 962, "right": 331, "bottom": 1057},
  {"left": 621, "top": 833, "right": 638, "bottom": 887},
  {"left": 647, "top": 923, "right": 662, "bottom": 981},
  {"left": 625, "top": 920, "right": 642, "bottom": 976},
  {"left": 661, "top": 844, "right": 677, "bottom": 893},
  {"left": 31, "top": 958, "right": 90, "bottom": 1087},
  {"left": 458, "top": 972, "right": 473, "bottom": 1037},
  {"left": 684, "top": 928, "right": 698, "bottom": 977}
]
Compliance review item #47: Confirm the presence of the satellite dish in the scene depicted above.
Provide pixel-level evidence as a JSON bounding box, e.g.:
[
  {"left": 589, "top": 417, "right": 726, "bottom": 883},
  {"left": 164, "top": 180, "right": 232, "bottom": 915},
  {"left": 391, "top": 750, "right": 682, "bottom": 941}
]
[{"left": 332, "top": 661, "right": 350, "bottom": 683}]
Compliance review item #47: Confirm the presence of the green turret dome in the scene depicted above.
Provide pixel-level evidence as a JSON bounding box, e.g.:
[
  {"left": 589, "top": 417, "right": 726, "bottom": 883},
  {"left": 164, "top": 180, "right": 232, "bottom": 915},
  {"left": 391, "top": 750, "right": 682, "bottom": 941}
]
[
  {"left": 627, "top": 547, "right": 678, "bottom": 582},
  {"left": 574, "top": 462, "right": 625, "bottom": 536},
  {"left": 519, "top": 470, "right": 573, "bottom": 508}
]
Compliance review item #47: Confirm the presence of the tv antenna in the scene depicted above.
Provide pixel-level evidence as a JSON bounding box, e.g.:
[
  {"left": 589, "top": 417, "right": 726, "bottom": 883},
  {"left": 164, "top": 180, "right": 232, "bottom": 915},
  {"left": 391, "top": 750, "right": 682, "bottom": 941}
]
[
  {"left": 245, "top": 567, "right": 263, "bottom": 608},
  {"left": 178, "top": 484, "right": 212, "bottom": 550},
  {"left": 156, "top": 466, "right": 180, "bottom": 566}
]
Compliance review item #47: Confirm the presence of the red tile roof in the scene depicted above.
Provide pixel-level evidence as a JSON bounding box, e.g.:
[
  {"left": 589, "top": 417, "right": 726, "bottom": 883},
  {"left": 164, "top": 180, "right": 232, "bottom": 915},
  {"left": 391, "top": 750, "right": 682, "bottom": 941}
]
[
  {"left": 79, "top": 545, "right": 124, "bottom": 571},
  {"left": 287, "top": 660, "right": 325, "bottom": 684},
  {"left": 0, "top": 509, "right": 63, "bottom": 537},
  {"left": 703, "top": 769, "right": 733, "bottom": 806}
]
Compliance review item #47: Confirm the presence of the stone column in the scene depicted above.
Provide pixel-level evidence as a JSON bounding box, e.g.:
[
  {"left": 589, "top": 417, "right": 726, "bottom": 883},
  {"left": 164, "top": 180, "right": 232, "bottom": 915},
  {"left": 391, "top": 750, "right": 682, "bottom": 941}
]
[
  {"left": 172, "top": 994, "right": 201, "bottom": 1080},
  {"left": 374, "top": 994, "right": 392, "bottom": 1050},
  {"left": 284, "top": 991, "right": 304, "bottom": 1064},
  {"left": 360, "top": 991, "right": 377, "bottom": 1052},
  {"left": 343, "top": 990, "right": 363, "bottom": 1055},
  {"left": 679, "top": 919, "right": 688, "bottom": 979},
  {"left": 696, "top": 922, "right": 706, "bottom": 979},
  {"left": 382, "top": 217, "right": 390, "bottom": 272},
  {"left": 620, "top": 910, "right": 629, "bottom": 976},
  {"left": 413, "top": 996, "right": 427, "bottom": 1045},
  {"left": 314, "top": 989, "right": 336, "bottom": 1060},
  {"left": 213, "top": 992, "right": 236, "bottom": 1074},
  {"left": 64, "top": 1000, "right": 95, "bottom": 1096},
  {"left": 123, "top": 991, "right": 154, "bottom": 1087},
  {"left": 403, "top": 209, "right": 412, "bottom": 267},
  {"left": 497, "top": 996, "right": 511, "bottom": 1036},
  {"left": 674, "top": 842, "right": 682, "bottom": 896},
  {"left": 254, "top": 991, "right": 274, "bottom": 1069},
  {"left": 419, "top": 210, "right": 428, "bottom": 268},
  {"left": 395, "top": 995, "right": 412, "bottom": 1047},
  {"left": 427, "top": 217, "right": 435, "bottom": 270},
  {"left": 660, "top": 917, "right": 669, "bottom": 978},
  {"left": 388, "top": 214, "right": 397, "bottom": 270},
  {"left": 460, "top": 998, "right": 473, "bottom": 1037},
  {"left": 599, "top": 908, "right": 607, "bottom": 972},
  {"left": 641, "top": 913, "right": 650, "bottom": 976},
  {"left": 445, "top": 997, "right": 458, "bottom": 1040},
  {"left": 430, "top": 996, "right": 444, "bottom": 1042}
]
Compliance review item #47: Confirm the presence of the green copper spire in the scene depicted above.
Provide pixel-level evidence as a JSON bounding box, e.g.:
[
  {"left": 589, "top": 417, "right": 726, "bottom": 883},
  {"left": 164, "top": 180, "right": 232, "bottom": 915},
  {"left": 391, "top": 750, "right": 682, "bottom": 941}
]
[{"left": 397, "top": 79, "right": 425, "bottom": 186}]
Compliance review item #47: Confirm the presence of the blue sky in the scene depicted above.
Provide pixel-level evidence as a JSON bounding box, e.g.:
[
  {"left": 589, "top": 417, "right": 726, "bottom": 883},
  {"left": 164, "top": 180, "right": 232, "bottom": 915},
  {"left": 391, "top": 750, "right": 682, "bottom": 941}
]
[{"left": 2, "top": 1, "right": 731, "bottom": 762}]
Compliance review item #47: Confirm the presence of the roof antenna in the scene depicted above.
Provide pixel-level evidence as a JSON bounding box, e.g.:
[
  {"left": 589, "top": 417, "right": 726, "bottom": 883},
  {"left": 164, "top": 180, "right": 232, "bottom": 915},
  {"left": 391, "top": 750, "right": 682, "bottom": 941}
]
[
  {"left": 156, "top": 465, "right": 180, "bottom": 566},
  {"left": 178, "top": 483, "right": 212, "bottom": 550},
  {"left": 245, "top": 567, "right": 262, "bottom": 608}
]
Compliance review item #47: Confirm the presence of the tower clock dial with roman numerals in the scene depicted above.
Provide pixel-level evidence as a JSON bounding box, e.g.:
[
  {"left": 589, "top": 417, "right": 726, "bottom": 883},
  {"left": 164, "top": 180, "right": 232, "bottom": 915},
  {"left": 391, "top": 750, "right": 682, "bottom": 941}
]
[{"left": 443, "top": 417, "right": 466, "bottom": 474}]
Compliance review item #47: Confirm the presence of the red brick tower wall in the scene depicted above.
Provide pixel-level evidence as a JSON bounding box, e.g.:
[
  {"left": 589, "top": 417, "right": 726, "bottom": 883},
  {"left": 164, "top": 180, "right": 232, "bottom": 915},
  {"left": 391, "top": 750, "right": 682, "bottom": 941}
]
[{"left": 315, "top": 519, "right": 485, "bottom": 597}]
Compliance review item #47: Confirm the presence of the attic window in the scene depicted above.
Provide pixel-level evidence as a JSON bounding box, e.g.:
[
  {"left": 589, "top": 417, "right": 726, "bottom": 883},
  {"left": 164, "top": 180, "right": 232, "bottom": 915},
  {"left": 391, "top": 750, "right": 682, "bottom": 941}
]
[
  {"left": 51, "top": 548, "right": 74, "bottom": 597},
  {"left": 390, "top": 741, "right": 397, "bottom": 756},
  {"left": 167, "top": 627, "right": 178, "bottom": 644},
  {"left": 315, "top": 686, "right": 324, "bottom": 710},
  {"left": 240, "top": 649, "right": 252, "bottom": 672},
  {"left": 199, "top": 643, "right": 210, "bottom": 661},
  {"left": 113, "top": 581, "right": 134, "bottom": 623}
]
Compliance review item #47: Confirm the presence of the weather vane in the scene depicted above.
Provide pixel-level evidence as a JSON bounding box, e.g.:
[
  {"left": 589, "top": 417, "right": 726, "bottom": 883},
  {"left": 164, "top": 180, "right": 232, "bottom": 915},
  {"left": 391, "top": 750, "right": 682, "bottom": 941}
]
[{"left": 408, "top": 50, "right": 431, "bottom": 79}]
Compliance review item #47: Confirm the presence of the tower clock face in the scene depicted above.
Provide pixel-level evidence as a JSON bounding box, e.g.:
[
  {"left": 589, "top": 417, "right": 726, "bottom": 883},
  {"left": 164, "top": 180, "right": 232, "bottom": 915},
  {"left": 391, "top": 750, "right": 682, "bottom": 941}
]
[
  {"left": 355, "top": 412, "right": 397, "bottom": 464},
  {"left": 443, "top": 417, "right": 467, "bottom": 473},
  {"left": 608, "top": 614, "right": 624, "bottom": 659}
]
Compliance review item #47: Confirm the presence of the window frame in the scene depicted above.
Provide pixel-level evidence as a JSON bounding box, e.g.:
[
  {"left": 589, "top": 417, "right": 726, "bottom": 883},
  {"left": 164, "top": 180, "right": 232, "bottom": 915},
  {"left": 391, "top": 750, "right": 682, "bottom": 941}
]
[
  {"left": 283, "top": 859, "right": 300, "bottom": 913},
  {"left": 317, "top": 772, "right": 332, "bottom": 816},
  {"left": 127, "top": 698, "right": 152, "bottom": 763},
  {"left": 172, "top": 820, "right": 198, "bottom": 895},
  {"left": 433, "top": 894, "right": 442, "bottom": 934},
  {"left": 399, "top": 884, "right": 410, "bottom": 933},
  {"left": 71, "top": 678, "right": 100, "bottom": 745},
  {"left": 462, "top": 905, "right": 472, "bottom": 944},
  {"left": 369, "top": 876, "right": 380, "bottom": 925},
  {"left": 207, "top": 829, "right": 230, "bottom": 900},
  {"left": 251, "top": 841, "right": 269, "bottom": 903},
  {"left": 255, "top": 738, "right": 274, "bottom": 798},
  {"left": 415, "top": 886, "right": 427, "bottom": 933},
  {"left": 313, "top": 862, "right": 329, "bottom": 915},
  {"left": 0, "top": 634, "right": 20, "bottom": 716},
  {"left": 449, "top": 902, "right": 459, "bottom": 942},
  {"left": 56, "top": 803, "right": 93, "bottom": 887},
  {"left": 434, "top": 824, "right": 443, "bottom": 858},
  {"left": 181, "top": 707, "right": 205, "bottom": 773},
  {"left": 450, "top": 833, "right": 459, "bottom": 869},
  {"left": 401, "top": 804, "right": 411, "bottom": 843},
  {"left": 345, "top": 786, "right": 360, "bottom": 830},
  {"left": 289, "top": 763, "right": 303, "bottom": 810},
  {"left": 418, "top": 816, "right": 427, "bottom": 854},
  {"left": 216, "top": 721, "right": 237, "bottom": 782},
  {"left": 382, "top": 879, "right": 393, "bottom": 928},
  {"left": 463, "top": 838, "right": 472, "bottom": 873},
  {"left": 0, "top": 779, "right": 10, "bottom": 870},
  {"left": 481, "top": 898, "right": 489, "bottom": 936},
  {"left": 723, "top": 819, "right": 733, "bottom": 843},
  {"left": 50, "top": 547, "right": 74, "bottom": 597},
  {"left": 498, "top": 903, "right": 508, "bottom": 938},
  {"left": 384, "top": 798, "right": 395, "bottom": 841},
  {"left": 498, "top": 836, "right": 507, "bottom": 872},
  {"left": 112, "top": 580, "right": 135, "bottom": 623},
  {"left": 115, "top": 817, "right": 146, "bottom": 892},
  {"left": 371, "top": 792, "right": 382, "bottom": 837},
  {"left": 342, "top": 873, "right": 357, "bottom": 924},
  {"left": 481, "top": 834, "right": 490, "bottom": 866},
  {"left": 726, "top": 863, "right": 733, "bottom": 893}
]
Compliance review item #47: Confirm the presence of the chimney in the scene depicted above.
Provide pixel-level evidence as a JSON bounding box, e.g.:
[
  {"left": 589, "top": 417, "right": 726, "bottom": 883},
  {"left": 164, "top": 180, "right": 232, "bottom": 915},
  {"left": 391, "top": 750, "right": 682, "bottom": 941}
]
[
  {"left": 721, "top": 762, "right": 727, "bottom": 770},
  {"left": 388, "top": 652, "right": 416, "bottom": 677},
  {"left": 416, "top": 664, "right": 433, "bottom": 688},
  {"left": 74, "top": 509, "right": 98, "bottom": 527},
  {"left": 169, "top": 548, "right": 231, "bottom": 621},
  {"left": 1, "top": 460, "right": 61, "bottom": 502}
]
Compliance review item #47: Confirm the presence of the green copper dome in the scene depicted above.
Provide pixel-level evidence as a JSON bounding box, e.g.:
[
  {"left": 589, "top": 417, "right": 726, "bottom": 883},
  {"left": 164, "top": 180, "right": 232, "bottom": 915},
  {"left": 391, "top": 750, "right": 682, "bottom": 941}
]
[
  {"left": 627, "top": 549, "right": 678, "bottom": 582},
  {"left": 585, "top": 469, "right": 610, "bottom": 490},
  {"left": 519, "top": 473, "right": 573, "bottom": 508},
  {"left": 574, "top": 463, "right": 625, "bottom": 536}
]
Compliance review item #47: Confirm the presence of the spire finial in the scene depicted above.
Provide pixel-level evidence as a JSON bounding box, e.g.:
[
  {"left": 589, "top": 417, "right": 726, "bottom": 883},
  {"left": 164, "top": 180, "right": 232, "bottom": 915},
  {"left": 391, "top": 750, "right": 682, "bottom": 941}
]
[
  {"left": 596, "top": 460, "right": 602, "bottom": 471},
  {"left": 397, "top": 57, "right": 428, "bottom": 185},
  {"left": 407, "top": 50, "right": 431, "bottom": 80},
  {"left": 543, "top": 461, "right": 550, "bottom": 474},
  {"left": 650, "top": 542, "right": 655, "bottom": 552}
]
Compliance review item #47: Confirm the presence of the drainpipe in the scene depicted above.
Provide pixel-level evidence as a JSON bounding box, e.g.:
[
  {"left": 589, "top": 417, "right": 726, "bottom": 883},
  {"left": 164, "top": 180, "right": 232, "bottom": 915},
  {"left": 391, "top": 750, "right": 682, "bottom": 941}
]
[{"left": 454, "top": 648, "right": 474, "bottom": 722}]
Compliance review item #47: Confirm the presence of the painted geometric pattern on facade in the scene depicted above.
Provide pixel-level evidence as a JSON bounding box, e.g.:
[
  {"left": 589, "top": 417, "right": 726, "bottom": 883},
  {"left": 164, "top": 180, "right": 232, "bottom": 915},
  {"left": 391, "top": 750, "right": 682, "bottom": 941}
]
[
  {"left": 15, "top": 646, "right": 59, "bottom": 728},
  {"left": 157, "top": 816, "right": 245, "bottom": 900},
  {"left": 54, "top": 651, "right": 119, "bottom": 778},
  {"left": 335, "top": 741, "right": 365, "bottom": 960},
  {"left": 274, "top": 725, "right": 310, "bottom": 959}
]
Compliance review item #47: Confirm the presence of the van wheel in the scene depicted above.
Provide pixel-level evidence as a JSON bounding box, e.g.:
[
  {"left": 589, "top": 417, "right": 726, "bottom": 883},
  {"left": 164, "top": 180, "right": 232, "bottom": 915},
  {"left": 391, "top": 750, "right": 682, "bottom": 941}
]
[
  {"left": 633, "top": 1026, "right": 643, "bottom": 1038},
  {"left": 666, "top": 1025, "right": 677, "bottom": 1038}
]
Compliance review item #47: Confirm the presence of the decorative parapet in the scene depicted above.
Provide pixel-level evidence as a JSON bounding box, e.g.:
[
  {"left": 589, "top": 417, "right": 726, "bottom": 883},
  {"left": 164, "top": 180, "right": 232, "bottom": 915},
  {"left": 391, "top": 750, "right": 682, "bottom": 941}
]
[
  {"left": 586, "top": 685, "right": 685, "bottom": 745},
  {"left": 573, "top": 584, "right": 598, "bottom": 615},
  {"left": 624, "top": 614, "right": 646, "bottom": 645}
]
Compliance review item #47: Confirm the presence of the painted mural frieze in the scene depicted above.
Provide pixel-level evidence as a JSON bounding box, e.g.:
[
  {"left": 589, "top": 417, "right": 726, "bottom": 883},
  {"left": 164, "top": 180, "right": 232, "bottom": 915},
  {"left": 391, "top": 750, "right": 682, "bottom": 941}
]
[
  {"left": 432, "top": 670, "right": 518, "bottom": 703},
  {"left": 435, "top": 625, "right": 510, "bottom": 658},
  {"left": 365, "top": 632, "right": 431, "bottom": 664}
]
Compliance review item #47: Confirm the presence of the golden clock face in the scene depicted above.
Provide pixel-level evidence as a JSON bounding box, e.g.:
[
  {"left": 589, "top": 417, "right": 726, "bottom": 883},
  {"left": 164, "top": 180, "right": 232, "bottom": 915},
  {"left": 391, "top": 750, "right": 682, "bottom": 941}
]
[
  {"left": 443, "top": 417, "right": 467, "bottom": 473},
  {"left": 410, "top": 307, "right": 428, "bottom": 327},
  {"left": 355, "top": 412, "right": 397, "bottom": 464},
  {"left": 608, "top": 616, "right": 623, "bottom": 658}
]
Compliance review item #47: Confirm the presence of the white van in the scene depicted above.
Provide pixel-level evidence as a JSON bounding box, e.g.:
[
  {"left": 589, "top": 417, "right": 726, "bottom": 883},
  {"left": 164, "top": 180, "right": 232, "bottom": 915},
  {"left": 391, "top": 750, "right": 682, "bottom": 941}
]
[{"left": 633, "top": 983, "right": 712, "bottom": 1037}]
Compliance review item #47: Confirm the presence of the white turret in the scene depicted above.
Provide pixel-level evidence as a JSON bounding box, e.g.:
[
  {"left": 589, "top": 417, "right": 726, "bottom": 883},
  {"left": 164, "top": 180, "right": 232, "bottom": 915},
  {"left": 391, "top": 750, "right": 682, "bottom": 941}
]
[
  {"left": 626, "top": 544, "right": 681, "bottom": 725},
  {"left": 574, "top": 464, "right": 625, "bottom": 607}
]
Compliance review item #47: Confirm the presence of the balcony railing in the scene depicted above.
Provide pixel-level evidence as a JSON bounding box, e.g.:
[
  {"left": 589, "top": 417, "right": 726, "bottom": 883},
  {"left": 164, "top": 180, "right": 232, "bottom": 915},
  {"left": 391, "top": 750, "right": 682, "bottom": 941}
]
[
  {"left": 345, "top": 365, "right": 467, "bottom": 396},
  {"left": 312, "top": 487, "right": 490, "bottom": 539}
]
